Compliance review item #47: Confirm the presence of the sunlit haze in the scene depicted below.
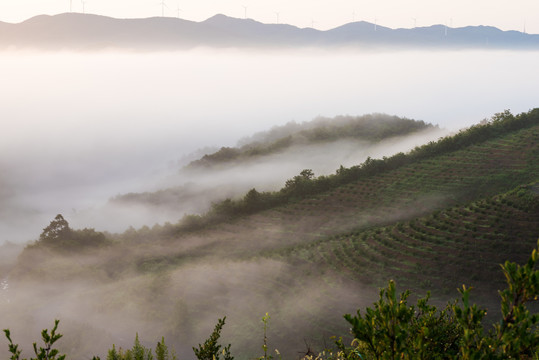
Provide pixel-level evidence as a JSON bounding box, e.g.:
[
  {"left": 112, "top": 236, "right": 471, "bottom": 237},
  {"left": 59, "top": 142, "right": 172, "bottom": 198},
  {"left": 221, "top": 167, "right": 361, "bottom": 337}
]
[
  {"left": 1, "top": 48, "right": 538, "bottom": 243},
  {"left": 1, "top": 0, "right": 538, "bottom": 33},
  {"left": 0, "top": 4, "right": 538, "bottom": 358}
]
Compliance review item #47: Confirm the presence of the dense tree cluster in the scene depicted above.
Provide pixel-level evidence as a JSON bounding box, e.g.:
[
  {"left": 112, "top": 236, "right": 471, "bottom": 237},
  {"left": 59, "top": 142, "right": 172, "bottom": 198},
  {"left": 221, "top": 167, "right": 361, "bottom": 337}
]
[{"left": 32, "top": 214, "right": 108, "bottom": 251}]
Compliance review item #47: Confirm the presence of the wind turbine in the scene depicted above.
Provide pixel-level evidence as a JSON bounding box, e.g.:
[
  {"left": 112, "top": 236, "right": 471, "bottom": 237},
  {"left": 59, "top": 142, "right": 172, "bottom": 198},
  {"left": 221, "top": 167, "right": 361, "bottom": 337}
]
[
  {"left": 69, "top": 0, "right": 72, "bottom": 12},
  {"left": 352, "top": 11, "right": 356, "bottom": 22},
  {"left": 176, "top": 3, "right": 181, "bottom": 18},
  {"left": 412, "top": 17, "right": 417, "bottom": 28},
  {"left": 158, "top": 0, "right": 168, "bottom": 17},
  {"left": 242, "top": 5, "right": 247, "bottom": 19},
  {"left": 275, "top": 12, "right": 280, "bottom": 24},
  {"left": 374, "top": 17, "right": 378, "bottom": 31},
  {"left": 81, "top": 0, "right": 87, "bottom": 14},
  {"left": 444, "top": 18, "right": 453, "bottom": 36}
]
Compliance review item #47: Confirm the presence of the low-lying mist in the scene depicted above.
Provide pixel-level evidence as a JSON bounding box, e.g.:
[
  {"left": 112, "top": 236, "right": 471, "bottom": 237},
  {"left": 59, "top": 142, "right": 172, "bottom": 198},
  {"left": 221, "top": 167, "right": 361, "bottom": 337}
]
[
  {"left": 1, "top": 239, "right": 378, "bottom": 359},
  {"left": 99, "top": 126, "right": 448, "bottom": 231},
  {"left": 1, "top": 46, "right": 538, "bottom": 360},
  {"left": 1, "top": 48, "right": 538, "bottom": 243}
]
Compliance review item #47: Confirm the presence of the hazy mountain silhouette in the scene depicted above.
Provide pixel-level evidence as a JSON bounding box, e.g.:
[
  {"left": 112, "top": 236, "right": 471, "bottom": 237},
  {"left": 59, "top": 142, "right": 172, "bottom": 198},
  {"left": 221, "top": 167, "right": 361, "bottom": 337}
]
[{"left": 1, "top": 12, "right": 538, "bottom": 50}]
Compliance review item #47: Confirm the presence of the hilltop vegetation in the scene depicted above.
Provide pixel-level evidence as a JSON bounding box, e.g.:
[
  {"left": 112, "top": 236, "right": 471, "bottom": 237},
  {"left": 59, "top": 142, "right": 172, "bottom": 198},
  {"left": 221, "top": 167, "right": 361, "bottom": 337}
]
[
  {"left": 112, "top": 114, "right": 438, "bottom": 213},
  {"left": 1, "top": 109, "right": 538, "bottom": 359},
  {"left": 186, "top": 114, "right": 434, "bottom": 169},
  {"left": 172, "top": 109, "right": 538, "bottom": 231}
]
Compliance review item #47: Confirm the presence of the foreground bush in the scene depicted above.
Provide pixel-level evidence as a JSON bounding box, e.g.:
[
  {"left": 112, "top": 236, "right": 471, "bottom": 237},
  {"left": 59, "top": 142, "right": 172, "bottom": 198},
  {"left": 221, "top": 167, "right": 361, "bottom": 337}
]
[
  {"left": 3, "top": 320, "right": 66, "bottom": 360},
  {"left": 338, "top": 239, "right": 538, "bottom": 360}
]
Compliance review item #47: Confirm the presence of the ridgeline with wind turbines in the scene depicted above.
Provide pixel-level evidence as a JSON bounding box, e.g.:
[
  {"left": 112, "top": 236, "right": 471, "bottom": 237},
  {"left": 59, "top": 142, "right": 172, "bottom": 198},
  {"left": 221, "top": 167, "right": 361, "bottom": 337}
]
[{"left": 1, "top": 12, "right": 538, "bottom": 51}]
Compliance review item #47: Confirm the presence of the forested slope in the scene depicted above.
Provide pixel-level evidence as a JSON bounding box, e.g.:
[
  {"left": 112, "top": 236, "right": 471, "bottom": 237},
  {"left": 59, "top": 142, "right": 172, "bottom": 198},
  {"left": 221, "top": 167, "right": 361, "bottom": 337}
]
[
  {"left": 185, "top": 114, "right": 434, "bottom": 169},
  {"left": 3, "top": 109, "right": 538, "bottom": 359}
]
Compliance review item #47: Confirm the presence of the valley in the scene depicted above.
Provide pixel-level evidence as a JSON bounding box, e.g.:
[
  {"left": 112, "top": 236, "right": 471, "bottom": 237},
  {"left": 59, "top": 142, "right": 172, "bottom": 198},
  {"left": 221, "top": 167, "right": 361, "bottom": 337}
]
[{"left": 2, "top": 110, "right": 537, "bottom": 359}]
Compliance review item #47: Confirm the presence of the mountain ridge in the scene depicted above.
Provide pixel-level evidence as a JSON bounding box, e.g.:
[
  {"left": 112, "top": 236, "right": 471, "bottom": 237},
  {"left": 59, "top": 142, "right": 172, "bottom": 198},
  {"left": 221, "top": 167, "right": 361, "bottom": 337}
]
[{"left": 1, "top": 12, "right": 538, "bottom": 50}]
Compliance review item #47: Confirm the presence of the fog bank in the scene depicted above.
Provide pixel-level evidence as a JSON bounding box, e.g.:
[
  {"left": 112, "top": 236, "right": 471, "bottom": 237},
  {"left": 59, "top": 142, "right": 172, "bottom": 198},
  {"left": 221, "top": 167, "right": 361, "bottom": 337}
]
[{"left": 1, "top": 49, "right": 538, "bottom": 243}]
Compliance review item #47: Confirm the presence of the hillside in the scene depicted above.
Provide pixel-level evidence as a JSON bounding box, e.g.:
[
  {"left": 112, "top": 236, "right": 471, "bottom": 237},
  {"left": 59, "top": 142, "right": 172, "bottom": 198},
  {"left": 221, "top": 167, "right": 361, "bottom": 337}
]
[
  {"left": 110, "top": 114, "right": 442, "bottom": 221},
  {"left": 184, "top": 114, "right": 434, "bottom": 169},
  {"left": 283, "top": 183, "right": 539, "bottom": 297},
  {"left": 1, "top": 13, "right": 538, "bottom": 50},
  {"left": 2, "top": 109, "right": 538, "bottom": 359},
  {"left": 166, "top": 109, "right": 538, "bottom": 233}
]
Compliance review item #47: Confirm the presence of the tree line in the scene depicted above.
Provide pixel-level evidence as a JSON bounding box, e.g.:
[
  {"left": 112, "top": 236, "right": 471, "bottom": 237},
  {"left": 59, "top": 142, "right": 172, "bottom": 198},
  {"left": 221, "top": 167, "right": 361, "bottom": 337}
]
[
  {"left": 176, "top": 109, "right": 539, "bottom": 232},
  {"left": 186, "top": 114, "right": 434, "bottom": 169}
]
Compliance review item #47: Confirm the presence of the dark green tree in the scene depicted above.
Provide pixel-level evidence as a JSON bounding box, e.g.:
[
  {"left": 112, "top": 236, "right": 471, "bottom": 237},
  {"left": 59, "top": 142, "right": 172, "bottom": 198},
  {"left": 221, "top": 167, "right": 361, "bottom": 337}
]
[
  {"left": 344, "top": 281, "right": 460, "bottom": 360},
  {"left": 283, "top": 169, "right": 316, "bottom": 197},
  {"left": 36, "top": 214, "right": 108, "bottom": 250},
  {"left": 242, "top": 188, "right": 263, "bottom": 213},
  {"left": 39, "top": 214, "right": 71, "bottom": 246}
]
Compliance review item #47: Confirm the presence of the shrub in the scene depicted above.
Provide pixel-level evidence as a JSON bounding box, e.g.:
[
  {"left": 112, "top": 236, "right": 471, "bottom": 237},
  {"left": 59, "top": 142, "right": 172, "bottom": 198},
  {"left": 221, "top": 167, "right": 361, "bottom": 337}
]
[
  {"left": 193, "top": 317, "right": 233, "bottom": 360},
  {"left": 3, "top": 319, "right": 66, "bottom": 360},
  {"left": 341, "top": 240, "right": 538, "bottom": 360}
]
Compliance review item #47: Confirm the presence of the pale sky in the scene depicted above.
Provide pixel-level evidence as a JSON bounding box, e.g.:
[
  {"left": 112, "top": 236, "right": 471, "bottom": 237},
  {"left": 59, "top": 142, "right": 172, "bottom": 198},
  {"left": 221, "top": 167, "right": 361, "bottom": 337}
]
[{"left": 0, "top": 0, "right": 537, "bottom": 33}]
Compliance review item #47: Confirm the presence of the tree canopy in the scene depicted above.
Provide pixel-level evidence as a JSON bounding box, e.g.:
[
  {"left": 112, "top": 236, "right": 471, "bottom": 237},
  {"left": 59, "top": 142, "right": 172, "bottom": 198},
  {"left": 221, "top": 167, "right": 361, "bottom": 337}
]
[{"left": 36, "top": 214, "right": 108, "bottom": 251}]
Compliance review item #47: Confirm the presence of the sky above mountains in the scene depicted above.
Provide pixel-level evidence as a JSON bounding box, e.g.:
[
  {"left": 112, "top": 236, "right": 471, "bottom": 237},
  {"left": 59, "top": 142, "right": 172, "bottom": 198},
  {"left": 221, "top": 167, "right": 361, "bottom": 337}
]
[{"left": 1, "top": 0, "right": 538, "bottom": 34}]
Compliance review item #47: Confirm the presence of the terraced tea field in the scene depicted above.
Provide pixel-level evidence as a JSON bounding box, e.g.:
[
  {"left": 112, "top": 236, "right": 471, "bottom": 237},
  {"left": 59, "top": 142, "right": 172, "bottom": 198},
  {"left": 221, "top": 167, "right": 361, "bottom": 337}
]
[
  {"left": 125, "top": 122, "right": 539, "bottom": 277},
  {"left": 288, "top": 184, "right": 538, "bottom": 297},
  {"left": 221, "top": 122, "right": 539, "bottom": 255}
]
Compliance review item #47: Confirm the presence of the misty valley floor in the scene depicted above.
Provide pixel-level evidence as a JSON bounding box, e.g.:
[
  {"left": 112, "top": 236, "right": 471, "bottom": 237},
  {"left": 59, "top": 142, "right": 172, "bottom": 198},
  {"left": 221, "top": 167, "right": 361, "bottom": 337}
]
[{"left": 1, "top": 113, "right": 538, "bottom": 359}]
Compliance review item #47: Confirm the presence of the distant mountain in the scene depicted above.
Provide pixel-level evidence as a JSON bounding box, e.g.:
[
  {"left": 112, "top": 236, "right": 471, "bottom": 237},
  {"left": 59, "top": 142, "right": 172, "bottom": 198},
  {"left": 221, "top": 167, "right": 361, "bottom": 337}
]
[{"left": 1, "top": 12, "right": 538, "bottom": 50}]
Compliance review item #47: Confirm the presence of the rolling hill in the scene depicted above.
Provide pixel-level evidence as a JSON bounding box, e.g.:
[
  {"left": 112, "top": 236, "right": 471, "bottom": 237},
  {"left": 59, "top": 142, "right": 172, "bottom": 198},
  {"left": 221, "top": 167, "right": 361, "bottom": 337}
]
[
  {"left": 111, "top": 114, "right": 439, "bottom": 216},
  {"left": 184, "top": 114, "right": 435, "bottom": 169},
  {"left": 2, "top": 109, "right": 538, "bottom": 359}
]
